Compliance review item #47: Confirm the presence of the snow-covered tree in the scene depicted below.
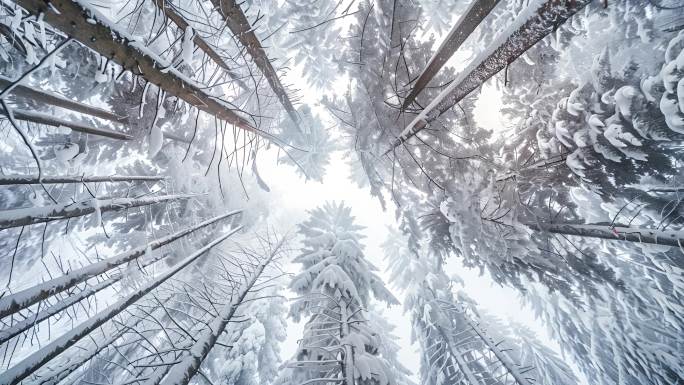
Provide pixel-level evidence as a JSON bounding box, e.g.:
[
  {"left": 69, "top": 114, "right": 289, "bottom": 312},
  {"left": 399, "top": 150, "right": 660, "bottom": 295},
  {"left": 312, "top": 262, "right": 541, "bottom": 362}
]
[{"left": 281, "top": 201, "right": 410, "bottom": 385}]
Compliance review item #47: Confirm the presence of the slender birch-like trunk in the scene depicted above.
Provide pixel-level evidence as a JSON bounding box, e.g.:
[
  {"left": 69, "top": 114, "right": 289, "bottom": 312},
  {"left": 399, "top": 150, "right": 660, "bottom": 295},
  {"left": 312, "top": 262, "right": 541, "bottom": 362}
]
[
  {"left": 400, "top": 0, "right": 501, "bottom": 111},
  {"left": 0, "top": 194, "right": 197, "bottom": 230},
  {"left": 0, "top": 175, "right": 165, "bottom": 185},
  {"left": 209, "top": 0, "right": 302, "bottom": 129},
  {"left": 0, "top": 75, "right": 127, "bottom": 123},
  {"left": 0, "top": 210, "right": 241, "bottom": 319},
  {"left": 525, "top": 222, "right": 684, "bottom": 248},
  {"left": 339, "top": 302, "right": 356, "bottom": 385},
  {"left": 2, "top": 108, "right": 133, "bottom": 140}
]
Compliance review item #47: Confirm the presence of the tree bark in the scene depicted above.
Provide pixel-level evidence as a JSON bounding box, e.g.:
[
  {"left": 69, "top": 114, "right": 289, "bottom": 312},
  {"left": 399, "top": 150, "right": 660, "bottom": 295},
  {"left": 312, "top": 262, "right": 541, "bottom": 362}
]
[
  {"left": 151, "top": 0, "right": 249, "bottom": 91},
  {"left": 0, "top": 210, "right": 241, "bottom": 319},
  {"left": 0, "top": 226, "right": 242, "bottom": 385},
  {"left": 0, "top": 75, "right": 127, "bottom": 123},
  {"left": 496, "top": 153, "right": 567, "bottom": 181},
  {"left": 13, "top": 0, "right": 264, "bottom": 137},
  {"left": 339, "top": 302, "right": 356, "bottom": 385},
  {"left": 388, "top": 0, "right": 591, "bottom": 154},
  {"left": 400, "top": 0, "right": 501, "bottom": 111},
  {"left": 0, "top": 194, "right": 195, "bottom": 230},
  {"left": 0, "top": 255, "right": 175, "bottom": 345},
  {"left": 209, "top": 0, "right": 302, "bottom": 129},
  {"left": 0, "top": 175, "right": 165, "bottom": 185},
  {"left": 2, "top": 108, "right": 133, "bottom": 140},
  {"left": 526, "top": 222, "right": 684, "bottom": 248}
]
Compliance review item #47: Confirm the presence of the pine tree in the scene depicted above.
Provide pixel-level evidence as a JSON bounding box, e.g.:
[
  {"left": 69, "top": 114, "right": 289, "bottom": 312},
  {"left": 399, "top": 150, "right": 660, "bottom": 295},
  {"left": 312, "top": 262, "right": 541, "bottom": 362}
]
[{"left": 281, "top": 202, "right": 409, "bottom": 385}]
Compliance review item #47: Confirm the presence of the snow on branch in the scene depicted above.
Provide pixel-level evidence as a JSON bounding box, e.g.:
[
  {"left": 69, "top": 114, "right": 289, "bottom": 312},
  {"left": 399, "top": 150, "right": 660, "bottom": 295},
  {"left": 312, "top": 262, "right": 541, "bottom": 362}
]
[
  {"left": 387, "top": 0, "right": 592, "bottom": 154},
  {"left": 0, "top": 210, "right": 241, "bottom": 319},
  {"left": 0, "top": 226, "right": 242, "bottom": 385},
  {"left": 12, "top": 0, "right": 275, "bottom": 141},
  {"left": 0, "top": 194, "right": 196, "bottom": 230}
]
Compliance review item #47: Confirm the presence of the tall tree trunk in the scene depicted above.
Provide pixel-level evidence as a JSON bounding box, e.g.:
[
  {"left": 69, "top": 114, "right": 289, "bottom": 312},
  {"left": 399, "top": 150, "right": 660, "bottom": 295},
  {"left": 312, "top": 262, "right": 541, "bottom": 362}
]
[
  {"left": 0, "top": 226, "right": 242, "bottom": 385},
  {"left": 0, "top": 210, "right": 241, "bottom": 319},
  {"left": 209, "top": 0, "right": 302, "bottom": 130},
  {"left": 0, "top": 75, "right": 127, "bottom": 123},
  {"left": 0, "top": 194, "right": 196, "bottom": 230},
  {"left": 526, "top": 222, "right": 684, "bottom": 248},
  {"left": 0, "top": 251, "right": 166, "bottom": 345},
  {"left": 339, "top": 302, "right": 356, "bottom": 385},
  {"left": 0, "top": 175, "right": 165, "bottom": 185},
  {"left": 2, "top": 108, "right": 133, "bottom": 140},
  {"left": 152, "top": 236, "right": 285, "bottom": 385},
  {"left": 13, "top": 0, "right": 266, "bottom": 138},
  {"left": 151, "top": 0, "right": 249, "bottom": 91},
  {"left": 496, "top": 153, "right": 567, "bottom": 181},
  {"left": 400, "top": 0, "right": 501, "bottom": 111},
  {"left": 387, "top": 0, "right": 591, "bottom": 154}
]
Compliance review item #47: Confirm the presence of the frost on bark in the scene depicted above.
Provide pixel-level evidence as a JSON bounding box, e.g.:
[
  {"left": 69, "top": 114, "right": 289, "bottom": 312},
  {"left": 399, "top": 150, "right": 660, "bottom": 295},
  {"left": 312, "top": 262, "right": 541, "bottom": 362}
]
[
  {"left": 0, "top": 75, "right": 127, "bottom": 123},
  {"left": 151, "top": 0, "right": 249, "bottom": 91},
  {"left": 210, "top": 0, "right": 303, "bottom": 129},
  {"left": 389, "top": 0, "right": 592, "bottom": 153},
  {"left": 400, "top": 0, "right": 501, "bottom": 111},
  {"left": 13, "top": 0, "right": 263, "bottom": 136},
  {"left": 2, "top": 108, "right": 133, "bottom": 140},
  {"left": 525, "top": 222, "right": 684, "bottom": 248},
  {"left": 0, "top": 194, "right": 195, "bottom": 230},
  {"left": 0, "top": 210, "right": 241, "bottom": 319}
]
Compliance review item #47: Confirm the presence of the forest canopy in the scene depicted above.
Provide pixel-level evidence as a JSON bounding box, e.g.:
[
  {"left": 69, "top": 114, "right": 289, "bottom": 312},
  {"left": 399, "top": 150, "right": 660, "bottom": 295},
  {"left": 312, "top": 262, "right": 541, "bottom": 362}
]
[{"left": 0, "top": 1, "right": 683, "bottom": 385}]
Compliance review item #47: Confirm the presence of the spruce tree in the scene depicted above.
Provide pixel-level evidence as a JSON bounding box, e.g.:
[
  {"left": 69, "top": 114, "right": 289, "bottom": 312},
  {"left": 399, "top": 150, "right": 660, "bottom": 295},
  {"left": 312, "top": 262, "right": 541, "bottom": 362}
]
[{"left": 281, "top": 202, "right": 410, "bottom": 385}]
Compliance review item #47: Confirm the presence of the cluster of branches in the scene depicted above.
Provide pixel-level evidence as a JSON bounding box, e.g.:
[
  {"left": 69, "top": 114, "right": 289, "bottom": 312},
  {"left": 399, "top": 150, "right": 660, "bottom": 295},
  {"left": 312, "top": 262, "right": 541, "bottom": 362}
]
[{"left": 0, "top": 0, "right": 304, "bottom": 383}]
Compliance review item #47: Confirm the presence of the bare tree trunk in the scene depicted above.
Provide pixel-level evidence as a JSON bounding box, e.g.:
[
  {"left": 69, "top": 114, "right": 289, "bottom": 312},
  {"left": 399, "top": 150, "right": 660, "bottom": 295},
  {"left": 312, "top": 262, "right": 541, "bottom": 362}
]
[
  {"left": 2, "top": 108, "right": 133, "bottom": 140},
  {"left": 0, "top": 210, "right": 241, "bottom": 319},
  {"left": 13, "top": 0, "right": 264, "bottom": 137},
  {"left": 339, "top": 302, "right": 356, "bottom": 385},
  {"left": 400, "top": 0, "right": 501, "bottom": 111},
  {"left": 0, "top": 226, "right": 242, "bottom": 385},
  {"left": 0, "top": 250, "right": 171, "bottom": 345},
  {"left": 526, "top": 222, "right": 684, "bottom": 248},
  {"left": 0, "top": 175, "right": 165, "bottom": 185},
  {"left": 152, "top": 236, "right": 285, "bottom": 385},
  {"left": 0, "top": 194, "right": 196, "bottom": 230},
  {"left": 0, "top": 75, "right": 127, "bottom": 123},
  {"left": 648, "top": 186, "right": 684, "bottom": 193},
  {"left": 387, "top": 0, "right": 591, "bottom": 153},
  {"left": 496, "top": 153, "right": 567, "bottom": 181},
  {"left": 209, "top": 0, "right": 302, "bottom": 129},
  {"left": 151, "top": 0, "right": 249, "bottom": 91}
]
